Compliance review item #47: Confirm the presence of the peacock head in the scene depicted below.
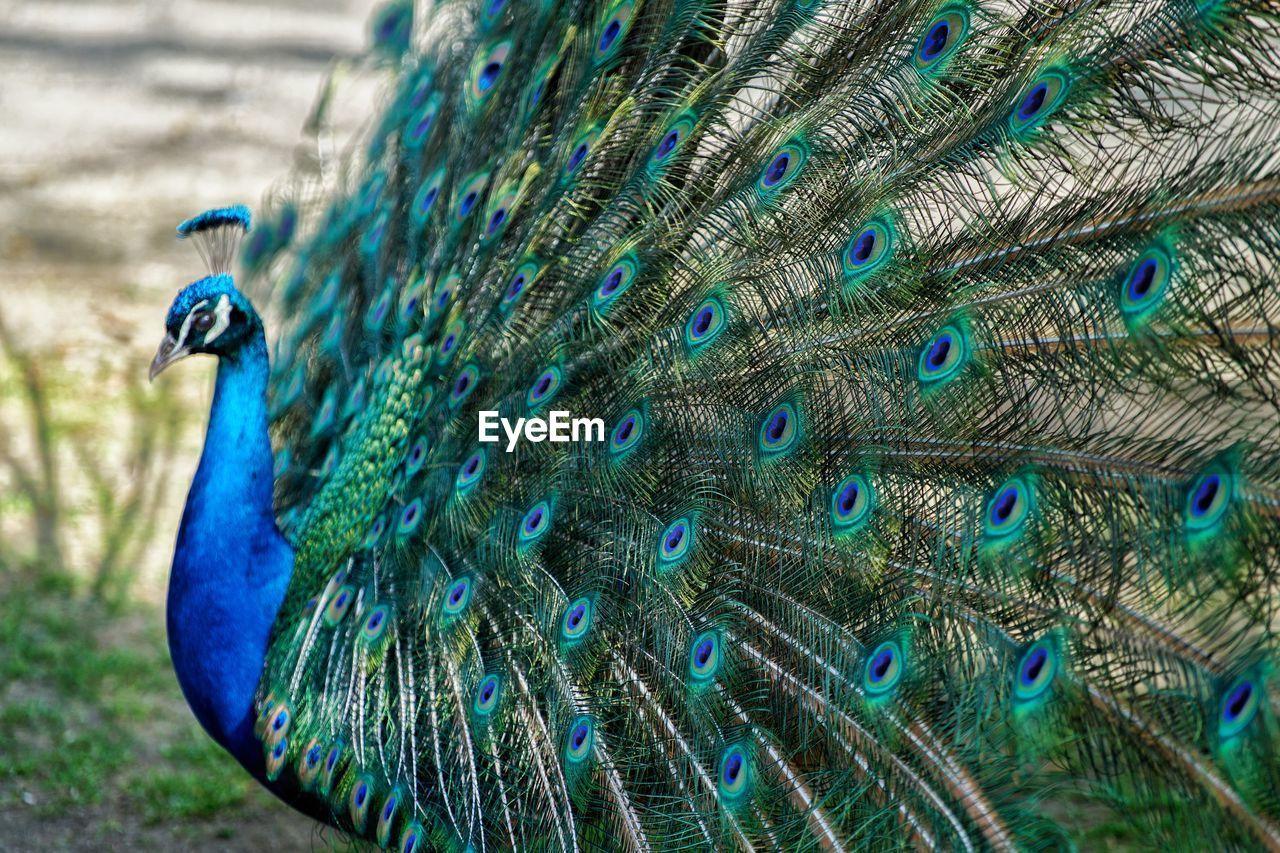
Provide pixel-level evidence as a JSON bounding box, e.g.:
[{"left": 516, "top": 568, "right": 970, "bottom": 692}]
[
  {"left": 150, "top": 205, "right": 260, "bottom": 380},
  {"left": 150, "top": 274, "right": 262, "bottom": 379}
]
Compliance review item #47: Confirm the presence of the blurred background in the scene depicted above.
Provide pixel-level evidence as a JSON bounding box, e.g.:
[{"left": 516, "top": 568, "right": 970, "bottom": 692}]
[{"left": 0, "top": 0, "right": 375, "bottom": 848}]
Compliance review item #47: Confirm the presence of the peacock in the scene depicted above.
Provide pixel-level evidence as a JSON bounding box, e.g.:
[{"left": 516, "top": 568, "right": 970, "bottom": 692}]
[{"left": 149, "top": 0, "right": 1280, "bottom": 847}]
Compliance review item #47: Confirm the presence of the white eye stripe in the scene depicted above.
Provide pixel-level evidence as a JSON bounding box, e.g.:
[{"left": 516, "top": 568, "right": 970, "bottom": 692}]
[
  {"left": 173, "top": 298, "right": 210, "bottom": 351},
  {"left": 204, "top": 294, "right": 232, "bottom": 344}
]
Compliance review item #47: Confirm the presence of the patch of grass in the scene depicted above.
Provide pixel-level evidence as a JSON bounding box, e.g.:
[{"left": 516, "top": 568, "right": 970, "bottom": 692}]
[
  {"left": 0, "top": 581, "right": 139, "bottom": 813},
  {"left": 0, "top": 584, "right": 168, "bottom": 701},
  {"left": 133, "top": 734, "right": 257, "bottom": 823},
  {"left": 0, "top": 567, "right": 321, "bottom": 840},
  {"left": 1, "top": 714, "right": 133, "bottom": 814}
]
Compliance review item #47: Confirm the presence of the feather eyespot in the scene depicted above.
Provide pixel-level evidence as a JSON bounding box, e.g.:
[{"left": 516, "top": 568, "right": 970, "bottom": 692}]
[
  {"left": 1219, "top": 678, "right": 1260, "bottom": 740},
  {"left": 404, "top": 439, "right": 428, "bottom": 478},
  {"left": 361, "top": 212, "right": 389, "bottom": 256},
  {"left": 349, "top": 775, "right": 374, "bottom": 831},
  {"left": 343, "top": 378, "right": 367, "bottom": 418},
  {"left": 406, "top": 73, "right": 433, "bottom": 110},
  {"left": 481, "top": 0, "right": 508, "bottom": 24},
  {"left": 756, "top": 139, "right": 808, "bottom": 194},
  {"left": 400, "top": 288, "right": 423, "bottom": 323},
  {"left": 658, "top": 517, "right": 694, "bottom": 567},
  {"left": 916, "top": 324, "right": 968, "bottom": 385},
  {"left": 524, "top": 57, "right": 558, "bottom": 116},
  {"left": 488, "top": 207, "right": 505, "bottom": 233},
  {"left": 688, "top": 631, "right": 722, "bottom": 683},
  {"left": 358, "top": 173, "right": 387, "bottom": 217},
  {"left": 1129, "top": 258, "right": 1158, "bottom": 300},
  {"left": 432, "top": 275, "right": 458, "bottom": 316},
  {"left": 830, "top": 474, "right": 874, "bottom": 533},
  {"left": 449, "top": 364, "right": 480, "bottom": 407},
  {"left": 519, "top": 500, "right": 552, "bottom": 545},
  {"left": 474, "top": 674, "right": 503, "bottom": 716},
  {"left": 560, "top": 596, "right": 593, "bottom": 643},
  {"left": 757, "top": 402, "right": 800, "bottom": 457},
  {"left": 297, "top": 738, "right": 324, "bottom": 790},
  {"left": 262, "top": 702, "right": 292, "bottom": 748},
  {"left": 484, "top": 184, "right": 518, "bottom": 240},
  {"left": 863, "top": 640, "right": 904, "bottom": 696},
  {"left": 1018, "top": 84, "right": 1047, "bottom": 120},
  {"left": 371, "top": 1, "right": 411, "bottom": 53},
  {"left": 1119, "top": 245, "right": 1173, "bottom": 323},
  {"left": 264, "top": 735, "right": 288, "bottom": 780},
  {"left": 412, "top": 168, "right": 445, "bottom": 225},
  {"left": 843, "top": 219, "right": 894, "bottom": 279},
  {"left": 1013, "top": 638, "right": 1058, "bottom": 703},
  {"left": 527, "top": 366, "right": 562, "bottom": 409},
  {"left": 717, "top": 745, "right": 751, "bottom": 799},
  {"left": 648, "top": 113, "right": 695, "bottom": 172},
  {"left": 319, "top": 741, "right": 345, "bottom": 796},
  {"left": 469, "top": 41, "right": 512, "bottom": 101},
  {"left": 599, "top": 20, "right": 622, "bottom": 51},
  {"left": 403, "top": 95, "right": 440, "bottom": 149},
  {"left": 609, "top": 408, "right": 644, "bottom": 457},
  {"left": 984, "top": 477, "right": 1033, "bottom": 539},
  {"left": 1185, "top": 466, "right": 1233, "bottom": 534},
  {"left": 565, "top": 716, "right": 595, "bottom": 763},
  {"left": 655, "top": 129, "right": 679, "bottom": 158},
  {"left": 594, "top": 0, "right": 635, "bottom": 63},
  {"left": 684, "top": 297, "right": 726, "bottom": 352},
  {"left": 324, "top": 585, "right": 355, "bottom": 626},
  {"left": 312, "top": 389, "right": 337, "bottom": 436},
  {"left": 1010, "top": 69, "right": 1070, "bottom": 134},
  {"left": 456, "top": 450, "right": 487, "bottom": 493},
  {"left": 565, "top": 128, "right": 599, "bottom": 178},
  {"left": 321, "top": 446, "right": 340, "bottom": 478},
  {"left": 437, "top": 319, "right": 464, "bottom": 364},
  {"left": 399, "top": 823, "right": 425, "bottom": 853},
  {"left": 327, "top": 565, "right": 348, "bottom": 593},
  {"left": 443, "top": 577, "right": 473, "bottom": 617},
  {"left": 397, "top": 498, "right": 424, "bottom": 536},
  {"left": 763, "top": 152, "right": 790, "bottom": 186},
  {"left": 593, "top": 255, "right": 639, "bottom": 310},
  {"left": 453, "top": 172, "right": 490, "bottom": 222},
  {"left": 361, "top": 604, "right": 391, "bottom": 643},
  {"left": 913, "top": 8, "right": 968, "bottom": 70},
  {"left": 502, "top": 260, "right": 539, "bottom": 311},
  {"left": 376, "top": 789, "right": 401, "bottom": 847}
]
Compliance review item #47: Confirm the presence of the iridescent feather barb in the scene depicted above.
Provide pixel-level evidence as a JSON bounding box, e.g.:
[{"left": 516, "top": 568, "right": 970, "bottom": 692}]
[{"left": 165, "top": 0, "right": 1280, "bottom": 848}]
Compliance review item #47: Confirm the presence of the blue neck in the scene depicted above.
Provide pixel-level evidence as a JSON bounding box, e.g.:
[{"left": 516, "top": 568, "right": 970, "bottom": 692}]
[{"left": 168, "top": 328, "right": 293, "bottom": 779}]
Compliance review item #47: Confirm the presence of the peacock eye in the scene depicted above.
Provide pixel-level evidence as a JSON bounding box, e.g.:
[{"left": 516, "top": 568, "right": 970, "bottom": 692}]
[{"left": 193, "top": 311, "right": 215, "bottom": 332}]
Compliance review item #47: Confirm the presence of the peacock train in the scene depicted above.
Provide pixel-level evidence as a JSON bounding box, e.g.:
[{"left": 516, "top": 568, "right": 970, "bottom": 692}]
[{"left": 151, "top": 0, "right": 1280, "bottom": 848}]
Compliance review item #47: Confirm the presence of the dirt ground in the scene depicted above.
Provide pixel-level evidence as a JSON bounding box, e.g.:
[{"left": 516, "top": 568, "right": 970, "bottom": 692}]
[{"left": 0, "top": 1, "right": 376, "bottom": 849}]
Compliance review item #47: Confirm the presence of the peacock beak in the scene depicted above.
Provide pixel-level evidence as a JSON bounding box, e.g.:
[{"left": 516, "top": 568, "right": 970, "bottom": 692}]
[{"left": 148, "top": 333, "right": 190, "bottom": 381}]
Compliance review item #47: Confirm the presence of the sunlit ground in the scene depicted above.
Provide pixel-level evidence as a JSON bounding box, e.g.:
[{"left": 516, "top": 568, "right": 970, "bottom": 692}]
[{"left": 0, "top": 1, "right": 373, "bottom": 848}]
